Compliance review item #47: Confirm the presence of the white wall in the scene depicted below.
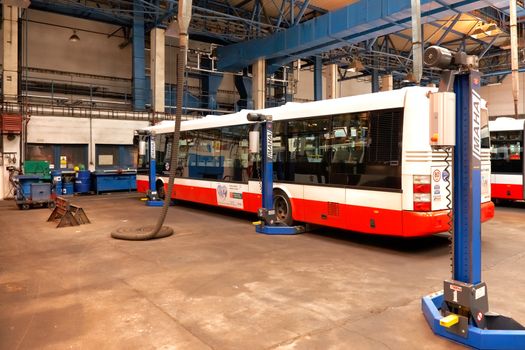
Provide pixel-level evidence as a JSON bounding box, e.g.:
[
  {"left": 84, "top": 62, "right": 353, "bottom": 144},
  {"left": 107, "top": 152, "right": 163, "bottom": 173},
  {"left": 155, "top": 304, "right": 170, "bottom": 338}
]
[
  {"left": 24, "top": 10, "right": 131, "bottom": 79},
  {"left": 480, "top": 73, "right": 525, "bottom": 117}
]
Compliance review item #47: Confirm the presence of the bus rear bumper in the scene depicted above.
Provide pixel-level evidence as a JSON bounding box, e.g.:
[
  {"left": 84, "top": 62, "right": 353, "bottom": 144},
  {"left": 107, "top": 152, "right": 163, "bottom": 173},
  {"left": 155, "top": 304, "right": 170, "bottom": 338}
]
[
  {"left": 491, "top": 184, "right": 524, "bottom": 200},
  {"left": 402, "top": 201, "right": 495, "bottom": 237}
]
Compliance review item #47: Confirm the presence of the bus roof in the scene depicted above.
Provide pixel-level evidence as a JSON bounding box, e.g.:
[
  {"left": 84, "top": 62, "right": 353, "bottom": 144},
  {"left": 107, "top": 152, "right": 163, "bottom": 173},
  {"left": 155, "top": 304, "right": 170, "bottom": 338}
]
[
  {"left": 489, "top": 117, "right": 525, "bottom": 132},
  {"left": 143, "top": 86, "right": 436, "bottom": 134}
]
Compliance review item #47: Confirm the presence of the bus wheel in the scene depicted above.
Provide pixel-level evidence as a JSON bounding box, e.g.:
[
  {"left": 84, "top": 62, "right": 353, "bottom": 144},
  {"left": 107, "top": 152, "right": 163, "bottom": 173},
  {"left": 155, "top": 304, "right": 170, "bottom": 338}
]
[
  {"left": 156, "top": 180, "right": 166, "bottom": 199},
  {"left": 274, "top": 190, "right": 293, "bottom": 226}
]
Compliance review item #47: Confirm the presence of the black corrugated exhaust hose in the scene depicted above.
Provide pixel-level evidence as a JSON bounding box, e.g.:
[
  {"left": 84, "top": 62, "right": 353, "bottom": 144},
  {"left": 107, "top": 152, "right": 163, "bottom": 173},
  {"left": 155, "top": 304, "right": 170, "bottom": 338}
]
[{"left": 111, "top": 46, "right": 186, "bottom": 240}]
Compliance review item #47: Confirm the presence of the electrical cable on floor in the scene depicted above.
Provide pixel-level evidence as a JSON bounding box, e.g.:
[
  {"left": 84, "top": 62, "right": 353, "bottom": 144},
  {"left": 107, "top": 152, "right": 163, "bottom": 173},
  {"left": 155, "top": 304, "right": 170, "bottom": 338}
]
[{"left": 111, "top": 46, "right": 186, "bottom": 241}]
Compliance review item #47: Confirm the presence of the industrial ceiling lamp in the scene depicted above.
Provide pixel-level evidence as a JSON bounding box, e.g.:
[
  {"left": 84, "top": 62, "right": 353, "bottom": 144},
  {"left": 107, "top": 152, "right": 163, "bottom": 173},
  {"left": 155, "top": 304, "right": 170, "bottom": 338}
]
[{"left": 69, "top": 30, "right": 80, "bottom": 42}]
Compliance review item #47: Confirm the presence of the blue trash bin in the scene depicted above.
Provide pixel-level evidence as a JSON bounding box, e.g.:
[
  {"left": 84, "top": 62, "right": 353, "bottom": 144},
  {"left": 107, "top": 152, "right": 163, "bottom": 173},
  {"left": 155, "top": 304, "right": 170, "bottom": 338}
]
[{"left": 74, "top": 170, "right": 91, "bottom": 193}]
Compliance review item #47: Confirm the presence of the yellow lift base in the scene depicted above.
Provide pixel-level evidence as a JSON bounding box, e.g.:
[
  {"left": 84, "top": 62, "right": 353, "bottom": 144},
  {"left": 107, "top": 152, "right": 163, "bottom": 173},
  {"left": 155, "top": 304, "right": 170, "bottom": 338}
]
[{"left": 440, "top": 314, "right": 459, "bottom": 328}]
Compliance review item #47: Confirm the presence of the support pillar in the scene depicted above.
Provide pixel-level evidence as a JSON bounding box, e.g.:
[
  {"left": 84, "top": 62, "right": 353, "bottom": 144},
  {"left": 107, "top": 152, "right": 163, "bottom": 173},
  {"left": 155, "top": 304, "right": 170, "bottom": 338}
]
[
  {"left": 314, "top": 56, "right": 322, "bottom": 101},
  {"left": 380, "top": 75, "right": 393, "bottom": 91},
  {"left": 252, "top": 58, "right": 266, "bottom": 109},
  {"left": 371, "top": 69, "right": 380, "bottom": 93},
  {"left": 150, "top": 28, "right": 165, "bottom": 113},
  {"left": 132, "top": 0, "right": 146, "bottom": 110},
  {"left": 234, "top": 74, "right": 253, "bottom": 110},
  {"left": 1, "top": 4, "right": 21, "bottom": 199},
  {"left": 326, "top": 64, "right": 339, "bottom": 99},
  {"left": 3, "top": 4, "right": 19, "bottom": 101}
]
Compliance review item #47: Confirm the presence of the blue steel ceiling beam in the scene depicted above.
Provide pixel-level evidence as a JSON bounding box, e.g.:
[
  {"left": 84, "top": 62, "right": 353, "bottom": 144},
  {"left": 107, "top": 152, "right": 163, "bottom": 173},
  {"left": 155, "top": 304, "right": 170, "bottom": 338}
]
[
  {"left": 296, "top": 0, "right": 310, "bottom": 23},
  {"left": 275, "top": 0, "right": 290, "bottom": 28},
  {"left": 290, "top": 0, "right": 295, "bottom": 25},
  {"left": 217, "top": 0, "right": 501, "bottom": 72}
]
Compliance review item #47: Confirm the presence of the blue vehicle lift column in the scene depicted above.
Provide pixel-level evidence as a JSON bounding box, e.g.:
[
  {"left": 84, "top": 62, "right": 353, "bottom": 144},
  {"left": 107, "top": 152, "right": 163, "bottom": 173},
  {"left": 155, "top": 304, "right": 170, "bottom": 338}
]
[
  {"left": 133, "top": 0, "right": 146, "bottom": 111},
  {"left": 247, "top": 113, "right": 304, "bottom": 235},
  {"left": 421, "top": 46, "right": 525, "bottom": 349}
]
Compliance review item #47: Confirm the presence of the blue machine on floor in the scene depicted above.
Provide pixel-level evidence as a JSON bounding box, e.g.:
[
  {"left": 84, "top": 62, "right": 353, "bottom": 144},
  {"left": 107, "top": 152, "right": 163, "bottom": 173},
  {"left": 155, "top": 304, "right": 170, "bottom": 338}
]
[
  {"left": 421, "top": 46, "right": 525, "bottom": 349},
  {"left": 137, "top": 130, "right": 164, "bottom": 207},
  {"left": 246, "top": 113, "right": 304, "bottom": 235},
  {"left": 12, "top": 173, "right": 54, "bottom": 210}
]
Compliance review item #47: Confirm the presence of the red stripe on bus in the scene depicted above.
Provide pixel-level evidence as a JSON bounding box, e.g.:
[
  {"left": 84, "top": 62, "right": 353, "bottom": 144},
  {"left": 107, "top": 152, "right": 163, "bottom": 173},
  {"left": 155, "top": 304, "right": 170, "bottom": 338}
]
[
  {"left": 491, "top": 184, "right": 524, "bottom": 200},
  {"left": 137, "top": 180, "right": 494, "bottom": 237},
  {"left": 137, "top": 180, "right": 149, "bottom": 193}
]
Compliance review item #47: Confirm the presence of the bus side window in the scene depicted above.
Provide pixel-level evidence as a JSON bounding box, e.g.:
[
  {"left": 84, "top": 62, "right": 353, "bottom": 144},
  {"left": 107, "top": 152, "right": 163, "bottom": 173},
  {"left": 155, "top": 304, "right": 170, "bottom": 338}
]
[
  {"left": 221, "top": 125, "right": 249, "bottom": 182},
  {"left": 273, "top": 121, "right": 287, "bottom": 181},
  {"left": 287, "top": 118, "right": 331, "bottom": 184},
  {"left": 197, "top": 129, "right": 221, "bottom": 180},
  {"left": 186, "top": 130, "right": 201, "bottom": 179},
  {"left": 155, "top": 134, "right": 165, "bottom": 175},
  {"left": 177, "top": 131, "right": 189, "bottom": 177},
  {"left": 330, "top": 109, "right": 402, "bottom": 189},
  {"left": 361, "top": 109, "right": 403, "bottom": 189},
  {"left": 331, "top": 112, "right": 369, "bottom": 185}
]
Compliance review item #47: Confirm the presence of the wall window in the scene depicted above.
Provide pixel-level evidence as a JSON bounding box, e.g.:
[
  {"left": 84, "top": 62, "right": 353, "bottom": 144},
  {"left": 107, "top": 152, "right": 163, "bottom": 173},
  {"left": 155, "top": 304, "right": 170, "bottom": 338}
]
[
  {"left": 96, "top": 144, "right": 137, "bottom": 170},
  {"left": 27, "top": 144, "right": 54, "bottom": 165},
  {"left": 26, "top": 143, "right": 88, "bottom": 170},
  {"left": 491, "top": 130, "right": 523, "bottom": 174}
]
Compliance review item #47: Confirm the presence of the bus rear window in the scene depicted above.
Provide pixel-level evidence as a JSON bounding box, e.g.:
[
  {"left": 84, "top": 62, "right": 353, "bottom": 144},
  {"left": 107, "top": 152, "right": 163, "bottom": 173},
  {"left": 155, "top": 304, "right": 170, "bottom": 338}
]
[{"left": 490, "top": 130, "right": 523, "bottom": 174}]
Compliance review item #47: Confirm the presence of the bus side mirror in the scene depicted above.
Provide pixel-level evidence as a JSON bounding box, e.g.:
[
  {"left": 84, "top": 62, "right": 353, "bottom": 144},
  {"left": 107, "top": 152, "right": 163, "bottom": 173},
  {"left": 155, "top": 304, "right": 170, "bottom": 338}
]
[
  {"left": 247, "top": 113, "right": 265, "bottom": 122},
  {"left": 139, "top": 140, "right": 147, "bottom": 156},
  {"left": 249, "top": 131, "right": 260, "bottom": 154}
]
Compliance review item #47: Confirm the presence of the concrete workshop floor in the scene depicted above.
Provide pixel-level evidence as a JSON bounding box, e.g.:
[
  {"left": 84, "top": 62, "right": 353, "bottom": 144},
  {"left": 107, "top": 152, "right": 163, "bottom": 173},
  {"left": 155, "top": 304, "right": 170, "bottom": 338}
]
[{"left": 1, "top": 194, "right": 525, "bottom": 350}]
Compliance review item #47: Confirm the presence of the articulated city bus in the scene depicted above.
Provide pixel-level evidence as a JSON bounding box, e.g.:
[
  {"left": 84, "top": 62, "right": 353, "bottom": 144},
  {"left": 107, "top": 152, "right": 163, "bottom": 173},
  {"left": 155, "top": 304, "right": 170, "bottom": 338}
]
[
  {"left": 136, "top": 87, "right": 494, "bottom": 237},
  {"left": 489, "top": 117, "right": 524, "bottom": 201}
]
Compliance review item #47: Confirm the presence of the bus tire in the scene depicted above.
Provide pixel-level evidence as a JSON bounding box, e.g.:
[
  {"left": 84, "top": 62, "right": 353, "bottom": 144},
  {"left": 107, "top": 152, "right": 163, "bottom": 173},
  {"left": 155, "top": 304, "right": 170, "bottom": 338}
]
[
  {"left": 273, "top": 190, "right": 293, "bottom": 226},
  {"left": 156, "top": 179, "right": 166, "bottom": 199}
]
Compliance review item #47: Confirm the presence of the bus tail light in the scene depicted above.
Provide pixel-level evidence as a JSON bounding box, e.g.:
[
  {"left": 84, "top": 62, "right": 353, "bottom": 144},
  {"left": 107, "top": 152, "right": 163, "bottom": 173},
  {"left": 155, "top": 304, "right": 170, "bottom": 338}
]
[{"left": 413, "top": 175, "right": 431, "bottom": 212}]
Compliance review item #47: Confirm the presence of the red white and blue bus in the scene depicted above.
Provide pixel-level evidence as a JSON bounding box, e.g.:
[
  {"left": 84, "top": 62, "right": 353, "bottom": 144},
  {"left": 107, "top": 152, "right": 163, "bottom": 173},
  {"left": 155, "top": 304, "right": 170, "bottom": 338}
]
[
  {"left": 136, "top": 87, "right": 494, "bottom": 237},
  {"left": 489, "top": 117, "right": 524, "bottom": 201}
]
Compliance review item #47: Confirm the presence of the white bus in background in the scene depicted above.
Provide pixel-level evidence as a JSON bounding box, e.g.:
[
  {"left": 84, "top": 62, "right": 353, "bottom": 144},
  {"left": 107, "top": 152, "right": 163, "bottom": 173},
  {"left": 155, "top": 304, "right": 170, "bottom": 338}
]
[
  {"left": 489, "top": 117, "right": 525, "bottom": 201},
  {"left": 136, "top": 87, "right": 494, "bottom": 237}
]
